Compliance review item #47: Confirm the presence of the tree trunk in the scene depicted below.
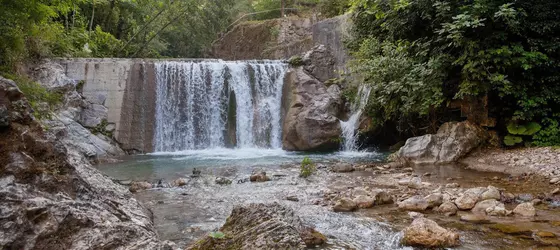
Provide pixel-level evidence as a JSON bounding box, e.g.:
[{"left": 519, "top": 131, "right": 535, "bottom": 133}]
[
  {"left": 281, "top": 0, "right": 285, "bottom": 17},
  {"left": 89, "top": 0, "right": 95, "bottom": 33}
]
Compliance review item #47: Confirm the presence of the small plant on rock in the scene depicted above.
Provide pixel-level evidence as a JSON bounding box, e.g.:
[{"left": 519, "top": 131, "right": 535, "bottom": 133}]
[
  {"left": 300, "top": 157, "right": 316, "bottom": 178},
  {"left": 209, "top": 231, "right": 225, "bottom": 239},
  {"left": 288, "top": 56, "right": 304, "bottom": 67}
]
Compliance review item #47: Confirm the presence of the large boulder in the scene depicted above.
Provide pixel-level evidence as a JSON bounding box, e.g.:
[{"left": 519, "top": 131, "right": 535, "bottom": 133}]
[
  {"left": 188, "top": 203, "right": 324, "bottom": 250},
  {"left": 402, "top": 217, "right": 460, "bottom": 248},
  {"left": 302, "top": 45, "right": 336, "bottom": 82},
  {"left": 0, "top": 78, "right": 169, "bottom": 249},
  {"left": 282, "top": 67, "right": 342, "bottom": 151},
  {"left": 396, "top": 121, "right": 488, "bottom": 164}
]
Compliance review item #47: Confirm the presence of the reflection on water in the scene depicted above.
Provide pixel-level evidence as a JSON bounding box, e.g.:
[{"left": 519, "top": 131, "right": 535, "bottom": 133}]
[{"left": 96, "top": 148, "right": 386, "bottom": 181}]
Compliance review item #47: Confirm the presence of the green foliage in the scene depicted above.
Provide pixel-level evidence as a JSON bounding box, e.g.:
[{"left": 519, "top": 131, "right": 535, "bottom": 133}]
[
  {"left": 208, "top": 231, "right": 225, "bottom": 239},
  {"left": 288, "top": 56, "right": 304, "bottom": 66},
  {"left": 532, "top": 118, "right": 560, "bottom": 147},
  {"left": 299, "top": 157, "right": 316, "bottom": 178},
  {"left": 503, "top": 135, "right": 523, "bottom": 146},
  {"left": 341, "top": 86, "right": 358, "bottom": 104},
  {"left": 10, "top": 75, "right": 62, "bottom": 120},
  {"left": 348, "top": 0, "right": 560, "bottom": 145},
  {"left": 506, "top": 122, "right": 541, "bottom": 136},
  {"left": 319, "top": 0, "right": 351, "bottom": 17}
]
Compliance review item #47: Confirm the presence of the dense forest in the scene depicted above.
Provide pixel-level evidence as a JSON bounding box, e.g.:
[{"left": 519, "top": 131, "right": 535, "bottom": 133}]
[{"left": 1, "top": 0, "right": 558, "bottom": 146}]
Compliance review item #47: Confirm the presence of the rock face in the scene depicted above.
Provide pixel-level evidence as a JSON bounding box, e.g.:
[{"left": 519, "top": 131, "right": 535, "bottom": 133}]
[
  {"left": 302, "top": 45, "right": 336, "bottom": 82},
  {"left": 282, "top": 66, "right": 342, "bottom": 151},
  {"left": 396, "top": 121, "right": 488, "bottom": 164},
  {"left": 31, "top": 61, "right": 124, "bottom": 161},
  {"left": 513, "top": 202, "right": 537, "bottom": 217},
  {"left": 188, "top": 203, "right": 324, "bottom": 250},
  {"left": 0, "top": 77, "right": 167, "bottom": 249},
  {"left": 402, "top": 218, "right": 460, "bottom": 248}
]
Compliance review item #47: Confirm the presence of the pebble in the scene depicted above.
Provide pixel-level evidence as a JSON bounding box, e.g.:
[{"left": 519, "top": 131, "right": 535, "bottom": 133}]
[
  {"left": 552, "top": 188, "right": 560, "bottom": 195},
  {"left": 460, "top": 214, "right": 491, "bottom": 224},
  {"left": 551, "top": 178, "right": 560, "bottom": 184}
]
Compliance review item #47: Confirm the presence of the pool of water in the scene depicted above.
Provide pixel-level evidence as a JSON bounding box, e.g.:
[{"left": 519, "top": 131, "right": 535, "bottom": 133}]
[{"left": 97, "top": 148, "right": 386, "bottom": 181}]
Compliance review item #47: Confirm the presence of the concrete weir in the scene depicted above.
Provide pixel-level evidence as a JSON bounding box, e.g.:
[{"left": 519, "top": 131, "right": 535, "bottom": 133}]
[
  {"left": 56, "top": 58, "right": 287, "bottom": 153},
  {"left": 57, "top": 58, "right": 157, "bottom": 153}
]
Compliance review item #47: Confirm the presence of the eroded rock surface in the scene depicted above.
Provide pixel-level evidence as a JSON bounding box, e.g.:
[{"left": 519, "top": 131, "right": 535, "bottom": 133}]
[
  {"left": 402, "top": 217, "right": 460, "bottom": 248},
  {"left": 0, "top": 77, "right": 168, "bottom": 249},
  {"left": 188, "top": 203, "right": 324, "bottom": 250},
  {"left": 282, "top": 66, "right": 342, "bottom": 151},
  {"left": 396, "top": 121, "right": 488, "bottom": 164}
]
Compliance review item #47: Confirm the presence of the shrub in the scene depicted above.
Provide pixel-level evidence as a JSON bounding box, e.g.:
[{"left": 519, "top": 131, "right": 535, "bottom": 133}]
[
  {"left": 11, "top": 75, "right": 62, "bottom": 120},
  {"left": 299, "top": 157, "right": 316, "bottom": 178}
]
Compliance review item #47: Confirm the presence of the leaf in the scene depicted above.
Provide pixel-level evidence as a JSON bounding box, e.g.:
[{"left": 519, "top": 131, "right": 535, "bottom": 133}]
[
  {"left": 504, "top": 135, "right": 523, "bottom": 146},
  {"left": 507, "top": 122, "right": 527, "bottom": 135},
  {"left": 519, "top": 122, "right": 541, "bottom": 135},
  {"left": 209, "top": 231, "right": 225, "bottom": 239}
]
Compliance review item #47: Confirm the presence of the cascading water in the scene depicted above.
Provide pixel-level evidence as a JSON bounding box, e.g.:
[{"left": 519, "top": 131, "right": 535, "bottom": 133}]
[
  {"left": 340, "top": 86, "right": 372, "bottom": 151},
  {"left": 153, "top": 60, "right": 287, "bottom": 152}
]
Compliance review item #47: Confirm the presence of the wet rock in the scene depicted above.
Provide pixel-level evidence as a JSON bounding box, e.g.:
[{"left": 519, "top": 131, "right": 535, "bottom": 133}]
[
  {"left": 550, "top": 177, "right": 560, "bottom": 185},
  {"left": 398, "top": 195, "right": 429, "bottom": 211},
  {"left": 0, "top": 105, "right": 9, "bottom": 128},
  {"left": 552, "top": 188, "right": 560, "bottom": 195},
  {"left": 401, "top": 218, "right": 460, "bottom": 248},
  {"left": 455, "top": 188, "right": 486, "bottom": 210},
  {"left": 396, "top": 121, "right": 488, "bottom": 164},
  {"left": 536, "top": 231, "right": 557, "bottom": 238},
  {"left": 187, "top": 203, "right": 313, "bottom": 249},
  {"left": 408, "top": 211, "right": 424, "bottom": 219},
  {"left": 300, "top": 227, "right": 327, "bottom": 247},
  {"left": 353, "top": 195, "right": 375, "bottom": 208},
  {"left": 486, "top": 205, "right": 508, "bottom": 217},
  {"left": 472, "top": 199, "right": 503, "bottom": 215},
  {"left": 446, "top": 183, "right": 460, "bottom": 188},
  {"left": 191, "top": 168, "right": 201, "bottom": 177},
  {"left": 513, "top": 202, "right": 537, "bottom": 217},
  {"left": 460, "top": 214, "right": 491, "bottom": 224},
  {"left": 250, "top": 171, "right": 270, "bottom": 182},
  {"left": 215, "top": 177, "right": 232, "bottom": 185},
  {"left": 129, "top": 181, "right": 152, "bottom": 192},
  {"left": 286, "top": 196, "right": 299, "bottom": 202},
  {"left": 399, "top": 177, "right": 422, "bottom": 189},
  {"left": 491, "top": 224, "right": 532, "bottom": 235},
  {"left": 481, "top": 186, "right": 501, "bottom": 201},
  {"left": 425, "top": 193, "right": 443, "bottom": 209},
  {"left": 282, "top": 67, "right": 342, "bottom": 151},
  {"left": 501, "top": 192, "right": 516, "bottom": 203},
  {"left": 436, "top": 201, "right": 458, "bottom": 216},
  {"left": 331, "top": 163, "right": 354, "bottom": 173},
  {"left": 173, "top": 178, "right": 188, "bottom": 187},
  {"left": 517, "top": 193, "right": 534, "bottom": 202},
  {"left": 372, "top": 189, "right": 393, "bottom": 205},
  {"left": 532, "top": 199, "right": 542, "bottom": 205},
  {"left": 333, "top": 198, "right": 358, "bottom": 212}
]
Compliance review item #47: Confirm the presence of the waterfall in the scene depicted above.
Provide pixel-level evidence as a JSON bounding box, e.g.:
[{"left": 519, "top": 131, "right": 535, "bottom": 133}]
[
  {"left": 340, "top": 86, "right": 372, "bottom": 151},
  {"left": 153, "top": 60, "right": 287, "bottom": 152}
]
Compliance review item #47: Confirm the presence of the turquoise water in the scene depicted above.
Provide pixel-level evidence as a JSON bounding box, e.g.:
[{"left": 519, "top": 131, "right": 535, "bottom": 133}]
[{"left": 96, "top": 148, "right": 386, "bottom": 181}]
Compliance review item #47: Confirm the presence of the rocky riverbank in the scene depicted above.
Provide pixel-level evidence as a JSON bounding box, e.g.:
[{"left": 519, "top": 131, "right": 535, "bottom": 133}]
[{"left": 119, "top": 158, "right": 560, "bottom": 249}]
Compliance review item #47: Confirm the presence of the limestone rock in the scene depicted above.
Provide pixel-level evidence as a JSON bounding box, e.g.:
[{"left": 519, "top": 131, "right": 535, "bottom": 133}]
[
  {"left": 299, "top": 227, "right": 327, "bottom": 247},
  {"left": 331, "top": 163, "right": 354, "bottom": 173},
  {"left": 215, "top": 177, "right": 232, "bottom": 185},
  {"left": 372, "top": 189, "right": 393, "bottom": 205},
  {"left": 130, "top": 181, "right": 153, "bottom": 192},
  {"left": 0, "top": 105, "right": 9, "bottom": 128},
  {"left": 401, "top": 218, "right": 460, "bottom": 248},
  {"left": 436, "top": 201, "right": 458, "bottom": 216},
  {"left": 282, "top": 67, "right": 342, "bottom": 151},
  {"left": 513, "top": 202, "right": 537, "bottom": 217},
  {"left": 0, "top": 79, "right": 165, "bottom": 249},
  {"left": 396, "top": 121, "right": 488, "bottom": 164},
  {"left": 302, "top": 45, "right": 336, "bottom": 83},
  {"left": 481, "top": 186, "right": 501, "bottom": 201},
  {"left": 79, "top": 103, "right": 108, "bottom": 128},
  {"left": 460, "top": 214, "right": 491, "bottom": 224},
  {"left": 353, "top": 195, "right": 375, "bottom": 209},
  {"left": 173, "top": 178, "right": 188, "bottom": 187},
  {"left": 333, "top": 198, "right": 358, "bottom": 212},
  {"left": 31, "top": 60, "right": 76, "bottom": 91},
  {"left": 250, "top": 171, "right": 271, "bottom": 182},
  {"left": 472, "top": 199, "right": 504, "bottom": 215},
  {"left": 455, "top": 187, "right": 486, "bottom": 210},
  {"left": 188, "top": 203, "right": 316, "bottom": 250},
  {"left": 425, "top": 193, "right": 443, "bottom": 209},
  {"left": 399, "top": 196, "right": 429, "bottom": 211}
]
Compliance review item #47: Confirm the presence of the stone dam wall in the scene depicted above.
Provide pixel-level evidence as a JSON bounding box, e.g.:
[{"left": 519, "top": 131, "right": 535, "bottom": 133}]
[{"left": 56, "top": 58, "right": 157, "bottom": 153}]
